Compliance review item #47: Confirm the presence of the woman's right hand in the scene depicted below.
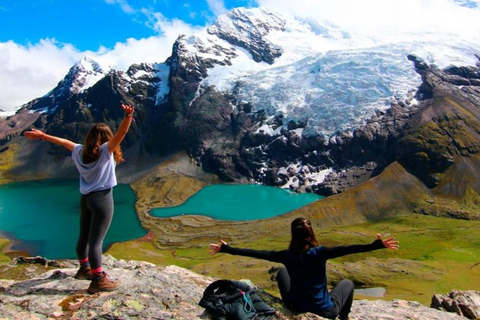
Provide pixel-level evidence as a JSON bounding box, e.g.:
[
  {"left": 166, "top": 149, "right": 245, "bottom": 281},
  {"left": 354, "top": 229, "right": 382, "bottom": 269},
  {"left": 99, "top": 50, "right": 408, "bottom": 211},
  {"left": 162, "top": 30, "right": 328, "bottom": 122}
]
[
  {"left": 377, "top": 234, "right": 399, "bottom": 250},
  {"left": 208, "top": 239, "right": 228, "bottom": 255}
]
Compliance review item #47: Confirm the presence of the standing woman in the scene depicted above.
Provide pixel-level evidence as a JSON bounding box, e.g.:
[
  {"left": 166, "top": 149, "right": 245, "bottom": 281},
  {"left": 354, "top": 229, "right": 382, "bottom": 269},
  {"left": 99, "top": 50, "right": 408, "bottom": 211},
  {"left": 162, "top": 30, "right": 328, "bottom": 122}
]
[
  {"left": 24, "top": 104, "right": 135, "bottom": 294},
  {"left": 209, "top": 217, "right": 399, "bottom": 320}
]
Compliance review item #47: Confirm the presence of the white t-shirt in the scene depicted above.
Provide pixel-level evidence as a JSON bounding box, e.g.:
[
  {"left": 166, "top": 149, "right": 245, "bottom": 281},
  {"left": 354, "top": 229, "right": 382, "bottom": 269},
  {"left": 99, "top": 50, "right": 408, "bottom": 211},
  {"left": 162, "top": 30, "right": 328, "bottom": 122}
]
[{"left": 71, "top": 143, "right": 117, "bottom": 195}]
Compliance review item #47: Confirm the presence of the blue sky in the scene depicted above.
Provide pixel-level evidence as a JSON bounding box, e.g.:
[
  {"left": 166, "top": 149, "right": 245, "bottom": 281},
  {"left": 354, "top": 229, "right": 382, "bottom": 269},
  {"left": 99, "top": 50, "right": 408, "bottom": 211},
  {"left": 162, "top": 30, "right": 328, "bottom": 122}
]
[
  {"left": 0, "top": 0, "right": 255, "bottom": 51},
  {"left": 0, "top": 0, "right": 258, "bottom": 111},
  {"left": 1, "top": 0, "right": 479, "bottom": 113}
]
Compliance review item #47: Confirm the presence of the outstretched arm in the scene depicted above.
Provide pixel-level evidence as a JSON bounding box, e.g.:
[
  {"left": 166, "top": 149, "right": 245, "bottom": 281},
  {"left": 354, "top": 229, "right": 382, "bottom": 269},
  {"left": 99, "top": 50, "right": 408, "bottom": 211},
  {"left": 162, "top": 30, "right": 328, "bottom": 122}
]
[
  {"left": 322, "top": 234, "right": 399, "bottom": 259},
  {"left": 209, "top": 239, "right": 288, "bottom": 263},
  {"left": 107, "top": 104, "right": 134, "bottom": 154},
  {"left": 24, "top": 128, "right": 76, "bottom": 152}
]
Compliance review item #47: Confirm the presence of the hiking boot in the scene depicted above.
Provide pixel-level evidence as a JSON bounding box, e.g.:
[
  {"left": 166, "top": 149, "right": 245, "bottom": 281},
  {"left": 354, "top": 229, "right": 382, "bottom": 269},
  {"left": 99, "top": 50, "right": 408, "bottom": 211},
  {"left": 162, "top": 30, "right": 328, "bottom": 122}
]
[
  {"left": 87, "top": 272, "right": 120, "bottom": 294},
  {"left": 74, "top": 265, "right": 94, "bottom": 280}
]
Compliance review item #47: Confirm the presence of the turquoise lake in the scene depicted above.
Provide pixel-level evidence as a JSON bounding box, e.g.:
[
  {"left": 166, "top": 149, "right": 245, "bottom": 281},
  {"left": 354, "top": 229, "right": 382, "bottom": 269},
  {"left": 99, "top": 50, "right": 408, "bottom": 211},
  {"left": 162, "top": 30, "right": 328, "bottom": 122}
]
[
  {"left": 0, "top": 179, "right": 146, "bottom": 259},
  {"left": 0, "top": 180, "right": 323, "bottom": 259},
  {"left": 150, "top": 184, "right": 323, "bottom": 220}
]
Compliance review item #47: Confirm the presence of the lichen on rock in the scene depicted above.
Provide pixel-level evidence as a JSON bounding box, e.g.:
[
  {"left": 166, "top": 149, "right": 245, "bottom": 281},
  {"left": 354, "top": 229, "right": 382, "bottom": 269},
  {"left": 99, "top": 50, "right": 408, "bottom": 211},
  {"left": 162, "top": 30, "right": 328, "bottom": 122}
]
[{"left": 0, "top": 255, "right": 477, "bottom": 319}]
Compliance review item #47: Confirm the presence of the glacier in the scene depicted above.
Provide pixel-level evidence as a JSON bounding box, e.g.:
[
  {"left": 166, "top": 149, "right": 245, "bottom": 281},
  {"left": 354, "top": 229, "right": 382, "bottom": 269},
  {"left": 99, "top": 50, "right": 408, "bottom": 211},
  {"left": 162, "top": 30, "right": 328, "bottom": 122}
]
[{"left": 199, "top": 7, "right": 479, "bottom": 137}]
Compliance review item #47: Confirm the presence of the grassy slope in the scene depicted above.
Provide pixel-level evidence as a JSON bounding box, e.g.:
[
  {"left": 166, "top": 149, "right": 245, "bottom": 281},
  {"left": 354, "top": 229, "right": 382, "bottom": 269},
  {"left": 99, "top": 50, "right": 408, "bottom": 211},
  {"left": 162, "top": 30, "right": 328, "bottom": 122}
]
[
  {"left": 0, "top": 144, "right": 20, "bottom": 184},
  {"left": 0, "top": 239, "right": 12, "bottom": 263},
  {"left": 107, "top": 214, "right": 480, "bottom": 306},
  {"left": 106, "top": 160, "right": 480, "bottom": 306}
]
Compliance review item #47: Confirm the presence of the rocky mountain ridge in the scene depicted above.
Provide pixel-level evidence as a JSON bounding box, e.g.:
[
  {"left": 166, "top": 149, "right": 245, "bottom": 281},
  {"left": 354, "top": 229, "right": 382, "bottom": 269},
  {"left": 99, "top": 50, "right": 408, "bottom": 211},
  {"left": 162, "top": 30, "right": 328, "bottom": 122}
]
[
  {"left": 207, "top": 7, "right": 285, "bottom": 64},
  {"left": 0, "top": 7, "right": 479, "bottom": 204},
  {"left": 0, "top": 255, "right": 478, "bottom": 320}
]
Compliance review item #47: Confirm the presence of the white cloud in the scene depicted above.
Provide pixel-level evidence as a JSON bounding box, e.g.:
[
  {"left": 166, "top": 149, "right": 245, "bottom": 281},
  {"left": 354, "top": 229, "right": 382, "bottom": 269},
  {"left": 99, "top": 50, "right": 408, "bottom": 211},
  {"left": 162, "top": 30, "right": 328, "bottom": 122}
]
[
  {"left": 141, "top": 8, "right": 205, "bottom": 37},
  {"left": 104, "top": 0, "right": 135, "bottom": 14},
  {"left": 206, "top": 0, "right": 228, "bottom": 16},
  {"left": 0, "top": 2, "right": 204, "bottom": 112},
  {"left": 0, "top": 39, "right": 83, "bottom": 112},
  {"left": 93, "top": 24, "right": 202, "bottom": 71},
  {"left": 255, "top": 0, "right": 480, "bottom": 44}
]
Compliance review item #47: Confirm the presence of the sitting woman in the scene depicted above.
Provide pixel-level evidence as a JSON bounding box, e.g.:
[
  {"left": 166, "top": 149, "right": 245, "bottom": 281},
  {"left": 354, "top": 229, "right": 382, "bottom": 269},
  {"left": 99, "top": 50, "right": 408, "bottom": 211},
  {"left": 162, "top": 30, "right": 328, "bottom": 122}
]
[{"left": 209, "top": 217, "right": 399, "bottom": 320}]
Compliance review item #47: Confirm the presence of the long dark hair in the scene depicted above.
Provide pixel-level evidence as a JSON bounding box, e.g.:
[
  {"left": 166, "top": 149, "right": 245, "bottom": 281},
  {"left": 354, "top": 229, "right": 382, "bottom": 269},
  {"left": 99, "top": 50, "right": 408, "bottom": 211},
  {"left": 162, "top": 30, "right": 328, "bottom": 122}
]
[
  {"left": 289, "top": 218, "right": 319, "bottom": 253},
  {"left": 82, "top": 123, "right": 123, "bottom": 164}
]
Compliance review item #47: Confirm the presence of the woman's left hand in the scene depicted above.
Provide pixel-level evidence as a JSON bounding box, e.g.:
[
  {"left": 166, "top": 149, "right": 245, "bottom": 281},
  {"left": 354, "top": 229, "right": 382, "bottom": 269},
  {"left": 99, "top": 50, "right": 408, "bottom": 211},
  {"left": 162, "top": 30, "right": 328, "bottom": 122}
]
[
  {"left": 208, "top": 239, "right": 228, "bottom": 255},
  {"left": 377, "top": 234, "right": 399, "bottom": 250},
  {"left": 122, "top": 104, "right": 134, "bottom": 116}
]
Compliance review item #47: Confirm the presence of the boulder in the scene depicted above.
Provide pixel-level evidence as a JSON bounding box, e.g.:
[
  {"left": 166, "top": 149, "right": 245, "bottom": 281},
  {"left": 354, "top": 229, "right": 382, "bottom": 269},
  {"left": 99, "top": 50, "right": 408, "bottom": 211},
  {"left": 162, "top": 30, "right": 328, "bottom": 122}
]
[{"left": 432, "top": 290, "right": 480, "bottom": 319}]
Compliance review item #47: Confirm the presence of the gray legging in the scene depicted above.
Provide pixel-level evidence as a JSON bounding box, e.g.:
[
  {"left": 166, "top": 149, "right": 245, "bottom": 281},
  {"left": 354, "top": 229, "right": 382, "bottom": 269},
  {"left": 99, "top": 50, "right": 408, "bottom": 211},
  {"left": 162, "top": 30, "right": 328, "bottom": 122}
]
[
  {"left": 277, "top": 267, "right": 354, "bottom": 320},
  {"left": 77, "top": 188, "right": 114, "bottom": 269}
]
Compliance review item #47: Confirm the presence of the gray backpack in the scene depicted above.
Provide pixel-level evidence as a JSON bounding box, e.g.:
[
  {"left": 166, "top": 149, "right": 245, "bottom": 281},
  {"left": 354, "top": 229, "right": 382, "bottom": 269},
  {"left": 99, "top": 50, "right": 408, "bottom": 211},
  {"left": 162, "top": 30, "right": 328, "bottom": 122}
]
[{"left": 199, "top": 279, "right": 275, "bottom": 320}]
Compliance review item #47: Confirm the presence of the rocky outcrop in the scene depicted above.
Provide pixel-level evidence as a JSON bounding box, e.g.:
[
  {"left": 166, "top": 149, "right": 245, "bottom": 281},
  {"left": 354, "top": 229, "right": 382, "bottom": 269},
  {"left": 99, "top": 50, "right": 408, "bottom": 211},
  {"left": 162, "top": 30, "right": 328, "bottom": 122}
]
[
  {"left": 432, "top": 290, "right": 480, "bottom": 319},
  {"left": 0, "top": 255, "right": 477, "bottom": 320},
  {"left": 0, "top": 255, "right": 211, "bottom": 320},
  {"left": 349, "top": 299, "right": 467, "bottom": 320}
]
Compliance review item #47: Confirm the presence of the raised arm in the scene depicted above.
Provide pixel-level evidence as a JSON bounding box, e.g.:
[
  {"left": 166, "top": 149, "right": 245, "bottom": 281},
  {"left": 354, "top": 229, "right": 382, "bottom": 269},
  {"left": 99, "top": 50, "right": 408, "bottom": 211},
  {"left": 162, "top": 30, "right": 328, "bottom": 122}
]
[
  {"left": 24, "top": 128, "right": 76, "bottom": 152},
  {"left": 107, "top": 104, "right": 135, "bottom": 154}
]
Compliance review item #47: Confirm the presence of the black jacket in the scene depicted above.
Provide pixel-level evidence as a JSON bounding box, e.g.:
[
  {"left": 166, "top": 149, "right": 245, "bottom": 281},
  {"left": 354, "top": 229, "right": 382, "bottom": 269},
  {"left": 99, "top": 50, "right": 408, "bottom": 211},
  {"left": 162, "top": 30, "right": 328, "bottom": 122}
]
[{"left": 220, "top": 239, "right": 386, "bottom": 314}]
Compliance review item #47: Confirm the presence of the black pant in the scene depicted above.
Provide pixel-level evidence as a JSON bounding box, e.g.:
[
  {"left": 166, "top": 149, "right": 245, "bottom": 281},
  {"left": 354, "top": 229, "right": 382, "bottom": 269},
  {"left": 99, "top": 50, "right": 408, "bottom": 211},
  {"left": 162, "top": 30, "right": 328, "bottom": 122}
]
[
  {"left": 277, "top": 267, "right": 354, "bottom": 320},
  {"left": 77, "top": 188, "right": 114, "bottom": 269}
]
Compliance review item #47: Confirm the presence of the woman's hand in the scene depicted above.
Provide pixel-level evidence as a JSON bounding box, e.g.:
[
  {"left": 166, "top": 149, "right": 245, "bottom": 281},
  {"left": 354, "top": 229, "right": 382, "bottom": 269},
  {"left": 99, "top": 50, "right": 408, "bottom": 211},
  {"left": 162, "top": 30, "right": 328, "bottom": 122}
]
[
  {"left": 122, "top": 104, "right": 134, "bottom": 117},
  {"left": 108, "top": 104, "right": 135, "bottom": 153},
  {"left": 24, "top": 128, "right": 75, "bottom": 151},
  {"left": 24, "top": 128, "right": 46, "bottom": 140},
  {"left": 377, "top": 234, "right": 399, "bottom": 250},
  {"left": 209, "top": 239, "right": 228, "bottom": 255}
]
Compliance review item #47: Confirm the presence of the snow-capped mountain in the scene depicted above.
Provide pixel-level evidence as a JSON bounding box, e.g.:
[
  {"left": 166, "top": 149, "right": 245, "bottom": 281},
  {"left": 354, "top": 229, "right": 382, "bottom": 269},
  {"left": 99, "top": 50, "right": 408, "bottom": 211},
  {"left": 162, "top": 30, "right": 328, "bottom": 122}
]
[
  {"left": 48, "top": 57, "right": 111, "bottom": 98},
  {"left": 174, "top": 7, "right": 478, "bottom": 137},
  {"left": 122, "top": 62, "right": 170, "bottom": 105},
  {"left": 15, "top": 7, "right": 480, "bottom": 137},
  {"left": 2, "top": 6, "right": 480, "bottom": 196},
  {"left": 22, "top": 57, "right": 112, "bottom": 115}
]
